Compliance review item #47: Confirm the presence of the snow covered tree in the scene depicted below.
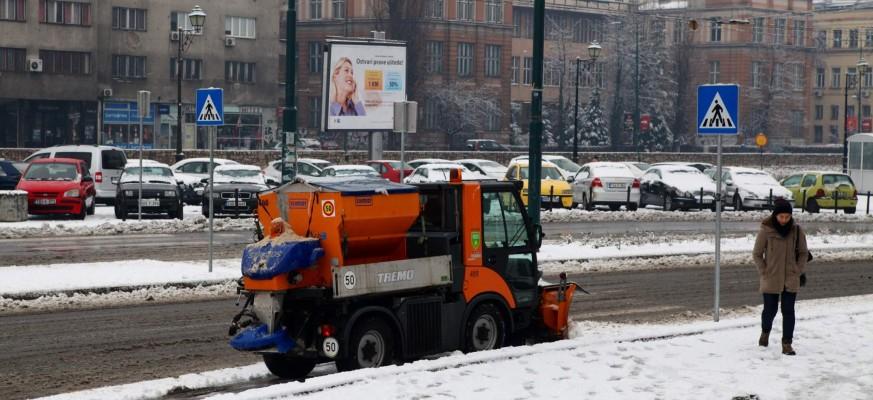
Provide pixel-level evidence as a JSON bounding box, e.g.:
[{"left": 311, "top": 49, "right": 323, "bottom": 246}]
[
  {"left": 639, "top": 115, "right": 673, "bottom": 151},
  {"left": 427, "top": 83, "right": 503, "bottom": 149},
  {"left": 580, "top": 89, "right": 610, "bottom": 146}
]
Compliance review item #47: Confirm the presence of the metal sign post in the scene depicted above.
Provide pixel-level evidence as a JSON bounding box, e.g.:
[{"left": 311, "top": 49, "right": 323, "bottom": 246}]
[
  {"left": 697, "top": 84, "right": 740, "bottom": 323},
  {"left": 393, "top": 101, "right": 417, "bottom": 182},
  {"left": 196, "top": 88, "right": 224, "bottom": 272},
  {"left": 136, "top": 91, "right": 150, "bottom": 221}
]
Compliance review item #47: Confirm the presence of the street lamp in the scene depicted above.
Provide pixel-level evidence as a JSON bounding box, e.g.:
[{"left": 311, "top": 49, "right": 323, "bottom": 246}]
[
  {"left": 175, "top": 5, "right": 206, "bottom": 162},
  {"left": 857, "top": 57, "right": 869, "bottom": 136},
  {"left": 573, "top": 41, "right": 602, "bottom": 162}
]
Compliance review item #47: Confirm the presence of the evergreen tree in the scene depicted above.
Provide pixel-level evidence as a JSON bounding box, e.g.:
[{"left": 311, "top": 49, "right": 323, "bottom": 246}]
[
  {"left": 640, "top": 115, "right": 673, "bottom": 152},
  {"left": 580, "top": 90, "right": 610, "bottom": 146}
]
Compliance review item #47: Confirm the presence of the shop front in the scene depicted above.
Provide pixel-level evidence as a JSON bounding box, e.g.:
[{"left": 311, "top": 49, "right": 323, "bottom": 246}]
[
  {"left": 101, "top": 102, "right": 158, "bottom": 149},
  {"left": 0, "top": 99, "right": 97, "bottom": 148}
]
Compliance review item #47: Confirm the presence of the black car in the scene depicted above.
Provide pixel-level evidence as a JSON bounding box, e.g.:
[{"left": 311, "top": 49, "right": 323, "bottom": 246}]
[
  {"left": 0, "top": 160, "right": 23, "bottom": 190},
  {"left": 200, "top": 166, "right": 269, "bottom": 217},
  {"left": 114, "top": 163, "right": 184, "bottom": 220},
  {"left": 639, "top": 165, "right": 718, "bottom": 211}
]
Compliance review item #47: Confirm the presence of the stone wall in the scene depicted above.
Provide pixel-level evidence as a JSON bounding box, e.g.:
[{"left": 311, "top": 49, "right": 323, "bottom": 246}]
[{"left": 1, "top": 148, "right": 840, "bottom": 169}]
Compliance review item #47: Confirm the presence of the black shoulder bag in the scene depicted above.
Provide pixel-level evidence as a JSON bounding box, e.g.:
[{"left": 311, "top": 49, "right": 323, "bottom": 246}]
[{"left": 795, "top": 228, "right": 813, "bottom": 263}]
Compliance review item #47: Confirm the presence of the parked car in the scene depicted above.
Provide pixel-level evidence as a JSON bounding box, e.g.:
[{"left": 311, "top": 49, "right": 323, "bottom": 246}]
[
  {"left": 171, "top": 158, "right": 239, "bottom": 205},
  {"left": 366, "top": 160, "right": 413, "bottom": 183},
  {"left": 510, "top": 155, "right": 581, "bottom": 178},
  {"left": 321, "top": 165, "right": 382, "bottom": 178},
  {"left": 114, "top": 161, "right": 184, "bottom": 220},
  {"left": 706, "top": 167, "right": 793, "bottom": 211},
  {"left": 571, "top": 162, "right": 640, "bottom": 211},
  {"left": 24, "top": 145, "right": 127, "bottom": 205},
  {"left": 201, "top": 165, "right": 268, "bottom": 217},
  {"left": 781, "top": 171, "right": 858, "bottom": 213},
  {"left": 639, "top": 165, "right": 717, "bottom": 211},
  {"left": 263, "top": 158, "right": 327, "bottom": 183},
  {"left": 465, "top": 139, "right": 510, "bottom": 151},
  {"left": 618, "top": 161, "right": 651, "bottom": 178},
  {"left": 16, "top": 158, "right": 97, "bottom": 219},
  {"left": 0, "top": 159, "right": 23, "bottom": 190},
  {"left": 652, "top": 161, "right": 715, "bottom": 173},
  {"left": 404, "top": 163, "right": 490, "bottom": 184},
  {"left": 504, "top": 160, "right": 573, "bottom": 209},
  {"left": 455, "top": 159, "right": 508, "bottom": 180},
  {"left": 407, "top": 158, "right": 452, "bottom": 169}
]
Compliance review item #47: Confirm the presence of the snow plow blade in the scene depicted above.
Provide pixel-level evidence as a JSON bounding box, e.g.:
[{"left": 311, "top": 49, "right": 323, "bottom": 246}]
[{"left": 538, "top": 281, "right": 579, "bottom": 339}]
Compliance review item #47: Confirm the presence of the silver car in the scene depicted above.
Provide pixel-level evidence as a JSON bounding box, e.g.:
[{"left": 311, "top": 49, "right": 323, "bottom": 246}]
[{"left": 571, "top": 162, "right": 641, "bottom": 211}]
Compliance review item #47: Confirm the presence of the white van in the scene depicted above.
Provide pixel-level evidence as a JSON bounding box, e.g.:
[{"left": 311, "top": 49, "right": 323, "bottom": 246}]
[{"left": 24, "top": 145, "right": 128, "bottom": 204}]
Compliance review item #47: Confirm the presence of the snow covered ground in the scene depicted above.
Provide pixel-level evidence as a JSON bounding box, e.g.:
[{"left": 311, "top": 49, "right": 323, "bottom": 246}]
[
  {"left": 42, "top": 294, "right": 873, "bottom": 400},
  {"left": 0, "top": 205, "right": 253, "bottom": 239}
]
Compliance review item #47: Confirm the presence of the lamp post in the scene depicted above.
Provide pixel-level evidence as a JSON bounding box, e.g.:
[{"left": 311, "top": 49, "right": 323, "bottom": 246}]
[
  {"left": 175, "top": 5, "right": 206, "bottom": 162},
  {"left": 844, "top": 71, "right": 855, "bottom": 173},
  {"left": 857, "top": 56, "right": 869, "bottom": 136},
  {"left": 573, "top": 42, "right": 602, "bottom": 163}
]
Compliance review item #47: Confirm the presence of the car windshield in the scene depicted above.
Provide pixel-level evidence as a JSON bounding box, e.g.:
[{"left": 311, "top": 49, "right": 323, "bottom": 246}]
[
  {"left": 478, "top": 160, "right": 504, "bottom": 169},
  {"left": 24, "top": 163, "right": 79, "bottom": 181},
  {"left": 823, "top": 174, "right": 854, "bottom": 186},
  {"left": 388, "top": 161, "right": 412, "bottom": 169},
  {"left": 215, "top": 169, "right": 265, "bottom": 184},
  {"left": 734, "top": 171, "right": 778, "bottom": 185},
  {"left": 548, "top": 158, "right": 581, "bottom": 173},
  {"left": 520, "top": 166, "right": 564, "bottom": 180},
  {"left": 121, "top": 166, "right": 174, "bottom": 183}
]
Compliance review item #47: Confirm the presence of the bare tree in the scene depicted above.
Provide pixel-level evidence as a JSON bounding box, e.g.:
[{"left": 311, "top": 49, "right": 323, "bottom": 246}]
[{"left": 429, "top": 83, "right": 504, "bottom": 149}]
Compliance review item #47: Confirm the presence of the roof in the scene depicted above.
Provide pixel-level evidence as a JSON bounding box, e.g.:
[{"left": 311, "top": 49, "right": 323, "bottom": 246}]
[
  {"left": 584, "top": 162, "right": 629, "bottom": 168},
  {"left": 327, "top": 165, "right": 376, "bottom": 171},
  {"left": 309, "top": 177, "right": 418, "bottom": 195},
  {"left": 215, "top": 164, "right": 262, "bottom": 172},
  {"left": 417, "top": 163, "right": 467, "bottom": 170},
  {"left": 172, "top": 158, "right": 238, "bottom": 166},
  {"left": 31, "top": 157, "right": 86, "bottom": 165},
  {"left": 508, "top": 159, "right": 560, "bottom": 168},
  {"left": 656, "top": 164, "right": 700, "bottom": 172},
  {"left": 409, "top": 158, "right": 451, "bottom": 163},
  {"left": 848, "top": 133, "right": 873, "bottom": 142},
  {"left": 36, "top": 145, "right": 124, "bottom": 152},
  {"left": 125, "top": 160, "right": 170, "bottom": 169},
  {"left": 455, "top": 159, "right": 505, "bottom": 165}
]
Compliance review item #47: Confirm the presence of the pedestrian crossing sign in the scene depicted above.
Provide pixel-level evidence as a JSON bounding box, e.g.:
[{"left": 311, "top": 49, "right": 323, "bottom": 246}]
[
  {"left": 697, "top": 84, "right": 739, "bottom": 135},
  {"left": 196, "top": 88, "right": 224, "bottom": 126}
]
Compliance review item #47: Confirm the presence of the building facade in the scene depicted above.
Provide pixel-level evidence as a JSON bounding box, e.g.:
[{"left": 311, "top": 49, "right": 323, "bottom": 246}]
[{"left": 0, "top": 0, "right": 281, "bottom": 150}]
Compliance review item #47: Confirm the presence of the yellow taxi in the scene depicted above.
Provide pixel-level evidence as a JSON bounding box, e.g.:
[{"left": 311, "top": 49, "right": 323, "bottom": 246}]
[
  {"left": 780, "top": 171, "right": 858, "bottom": 213},
  {"left": 504, "top": 160, "right": 574, "bottom": 209}
]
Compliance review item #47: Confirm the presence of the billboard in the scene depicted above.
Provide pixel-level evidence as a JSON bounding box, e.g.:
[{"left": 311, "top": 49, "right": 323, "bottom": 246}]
[{"left": 323, "top": 41, "right": 407, "bottom": 131}]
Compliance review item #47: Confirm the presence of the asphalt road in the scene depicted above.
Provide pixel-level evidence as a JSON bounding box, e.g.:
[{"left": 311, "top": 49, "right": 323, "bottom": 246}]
[
  {"left": 2, "top": 220, "right": 868, "bottom": 266},
  {"left": 3, "top": 260, "right": 873, "bottom": 400}
]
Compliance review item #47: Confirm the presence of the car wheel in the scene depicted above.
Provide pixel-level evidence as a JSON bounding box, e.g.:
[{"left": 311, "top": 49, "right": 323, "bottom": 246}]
[
  {"left": 805, "top": 198, "right": 820, "bottom": 213},
  {"left": 87, "top": 196, "right": 96, "bottom": 215},
  {"left": 463, "top": 303, "right": 505, "bottom": 353},
  {"left": 664, "top": 195, "right": 674, "bottom": 211},
  {"left": 627, "top": 203, "right": 638, "bottom": 211},
  {"left": 609, "top": 204, "right": 620, "bottom": 211},
  {"left": 583, "top": 195, "right": 594, "bottom": 211},
  {"left": 77, "top": 200, "right": 87, "bottom": 220},
  {"left": 733, "top": 194, "right": 745, "bottom": 212},
  {"left": 262, "top": 354, "right": 316, "bottom": 380},
  {"left": 176, "top": 203, "right": 184, "bottom": 220},
  {"left": 639, "top": 196, "right": 647, "bottom": 209},
  {"left": 571, "top": 202, "right": 579, "bottom": 209},
  {"left": 336, "top": 316, "right": 395, "bottom": 372},
  {"left": 845, "top": 207, "right": 856, "bottom": 214}
]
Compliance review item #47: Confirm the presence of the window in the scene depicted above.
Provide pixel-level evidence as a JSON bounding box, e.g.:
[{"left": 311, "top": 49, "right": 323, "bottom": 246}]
[
  {"left": 0, "top": 47, "right": 25, "bottom": 72},
  {"left": 791, "top": 111, "right": 804, "bottom": 138},
  {"left": 832, "top": 67, "right": 841, "bottom": 89},
  {"left": 773, "top": 63, "right": 783, "bottom": 89},
  {"left": 331, "top": 0, "right": 345, "bottom": 18},
  {"left": 482, "top": 191, "right": 527, "bottom": 248},
  {"left": 425, "top": 41, "right": 443, "bottom": 74},
  {"left": 225, "top": 61, "right": 256, "bottom": 83},
  {"left": 170, "top": 11, "right": 200, "bottom": 33},
  {"left": 309, "top": 96, "right": 321, "bottom": 128},
  {"left": 673, "top": 20, "right": 685, "bottom": 44},
  {"left": 41, "top": 0, "right": 91, "bottom": 26},
  {"left": 511, "top": 56, "right": 519, "bottom": 84},
  {"left": 39, "top": 50, "right": 90, "bottom": 74},
  {"left": 816, "top": 67, "right": 825, "bottom": 88},
  {"left": 308, "top": 41, "right": 322, "bottom": 73},
  {"left": 751, "top": 61, "right": 762, "bottom": 89},
  {"left": 522, "top": 57, "right": 532, "bottom": 85},
  {"left": 864, "top": 105, "right": 871, "bottom": 118},
  {"left": 594, "top": 63, "right": 604, "bottom": 88},
  {"left": 867, "top": 29, "right": 873, "bottom": 48},
  {"left": 849, "top": 29, "right": 859, "bottom": 48},
  {"left": 309, "top": 0, "right": 322, "bottom": 20},
  {"left": 170, "top": 58, "right": 202, "bottom": 80},
  {"left": 111, "top": 55, "right": 146, "bottom": 80},
  {"left": 518, "top": 9, "right": 532, "bottom": 38},
  {"left": 485, "top": 0, "right": 501, "bottom": 23},
  {"left": 485, "top": 45, "right": 501, "bottom": 77},
  {"left": 793, "top": 20, "right": 805, "bottom": 46},
  {"left": 752, "top": 17, "right": 764, "bottom": 43},
  {"left": 815, "top": 105, "right": 823, "bottom": 120},
  {"left": 225, "top": 16, "right": 256, "bottom": 38},
  {"left": 513, "top": 11, "right": 521, "bottom": 37},
  {"left": 709, "top": 19, "right": 721, "bottom": 42},
  {"left": 423, "top": 99, "right": 439, "bottom": 129},
  {"left": 486, "top": 102, "right": 500, "bottom": 131},
  {"left": 650, "top": 20, "right": 665, "bottom": 45},
  {"left": 709, "top": 60, "right": 720, "bottom": 84},
  {"left": 457, "top": 0, "right": 473, "bottom": 21},
  {"left": 831, "top": 105, "right": 839, "bottom": 120},
  {"left": 1, "top": 0, "right": 26, "bottom": 21},
  {"left": 801, "top": 175, "right": 817, "bottom": 187},
  {"left": 774, "top": 18, "right": 786, "bottom": 45},
  {"left": 426, "top": 0, "right": 443, "bottom": 19},
  {"left": 793, "top": 64, "right": 803, "bottom": 90},
  {"left": 847, "top": 105, "right": 855, "bottom": 117},
  {"left": 457, "top": 42, "right": 473, "bottom": 77},
  {"left": 543, "top": 60, "right": 561, "bottom": 86},
  {"left": 833, "top": 30, "right": 842, "bottom": 48},
  {"left": 814, "top": 126, "right": 823, "bottom": 143},
  {"left": 867, "top": 71, "right": 873, "bottom": 88},
  {"left": 112, "top": 7, "right": 146, "bottom": 31}
]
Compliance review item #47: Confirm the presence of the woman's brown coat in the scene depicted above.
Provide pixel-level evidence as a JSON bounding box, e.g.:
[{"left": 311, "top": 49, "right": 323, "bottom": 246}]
[{"left": 752, "top": 217, "right": 809, "bottom": 294}]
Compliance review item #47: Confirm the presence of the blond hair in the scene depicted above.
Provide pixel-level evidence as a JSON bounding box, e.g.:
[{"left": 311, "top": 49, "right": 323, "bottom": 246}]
[{"left": 329, "top": 57, "right": 359, "bottom": 106}]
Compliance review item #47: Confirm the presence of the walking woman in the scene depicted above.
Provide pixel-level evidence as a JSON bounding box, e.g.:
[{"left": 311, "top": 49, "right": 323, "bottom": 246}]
[{"left": 752, "top": 199, "right": 808, "bottom": 355}]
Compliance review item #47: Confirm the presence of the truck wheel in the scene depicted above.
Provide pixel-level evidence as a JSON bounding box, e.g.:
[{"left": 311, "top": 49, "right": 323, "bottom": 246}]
[
  {"left": 336, "top": 317, "right": 394, "bottom": 371},
  {"left": 463, "top": 303, "right": 505, "bottom": 353},
  {"left": 262, "top": 354, "right": 316, "bottom": 380}
]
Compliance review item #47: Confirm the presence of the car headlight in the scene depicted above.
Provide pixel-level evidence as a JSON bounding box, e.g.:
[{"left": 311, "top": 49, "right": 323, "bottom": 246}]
[
  {"left": 164, "top": 190, "right": 176, "bottom": 197},
  {"left": 63, "top": 189, "right": 80, "bottom": 198},
  {"left": 124, "top": 190, "right": 134, "bottom": 197}
]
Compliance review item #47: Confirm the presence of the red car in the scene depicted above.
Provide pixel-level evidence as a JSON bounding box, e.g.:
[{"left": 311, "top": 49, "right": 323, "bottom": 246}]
[
  {"left": 366, "top": 160, "right": 413, "bottom": 183},
  {"left": 16, "top": 158, "right": 97, "bottom": 219}
]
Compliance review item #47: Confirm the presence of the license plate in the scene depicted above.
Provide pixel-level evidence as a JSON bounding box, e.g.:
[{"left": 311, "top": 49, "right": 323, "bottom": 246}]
[
  {"left": 139, "top": 198, "right": 160, "bottom": 207},
  {"left": 226, "top": 200, "right": 243, "bottom": 206},
  {"left": 35, "top": 198, "right": 56, "bottom": 205},
  {"left": 542, "top": 196, "right": 560, "bottom": 202},
  {"left": 608, "top": 183, "right": 625, "bottom": 189},
  {"left": 111, "top": 177, "right": 119, "bottom": 184}
]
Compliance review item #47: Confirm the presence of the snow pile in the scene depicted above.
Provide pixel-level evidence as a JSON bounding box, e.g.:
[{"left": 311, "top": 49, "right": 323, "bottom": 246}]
[
  {"left": 44, "top": 295, "right": 873, "bottom": 400},
  {"left": 0, "top": 206, "right": 254, "bottom": 239},
  {"left": 540, "top": 205, "right": 873, "bottom": 224}
]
